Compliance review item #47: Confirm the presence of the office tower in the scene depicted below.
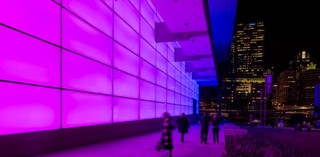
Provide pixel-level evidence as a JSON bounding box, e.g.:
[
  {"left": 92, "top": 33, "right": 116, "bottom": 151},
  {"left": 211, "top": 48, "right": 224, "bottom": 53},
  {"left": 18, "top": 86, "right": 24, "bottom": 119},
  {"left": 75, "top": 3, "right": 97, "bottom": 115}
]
[
  {"left": 277, "top": 70, "right": 298, "bottom": 106},
  {"left": 222, "top": 21, "right": 266, "bottom": 110},
  {"left": 298, "top": 63, "right": 320, "bottom": 105}
]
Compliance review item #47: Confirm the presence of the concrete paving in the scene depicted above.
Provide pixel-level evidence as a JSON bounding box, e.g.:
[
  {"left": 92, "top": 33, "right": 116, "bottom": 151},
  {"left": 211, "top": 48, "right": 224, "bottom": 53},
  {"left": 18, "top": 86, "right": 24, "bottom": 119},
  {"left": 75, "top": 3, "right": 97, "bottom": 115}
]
[{"left": 36, "top": 124, "right": 226, "bottom": 157}]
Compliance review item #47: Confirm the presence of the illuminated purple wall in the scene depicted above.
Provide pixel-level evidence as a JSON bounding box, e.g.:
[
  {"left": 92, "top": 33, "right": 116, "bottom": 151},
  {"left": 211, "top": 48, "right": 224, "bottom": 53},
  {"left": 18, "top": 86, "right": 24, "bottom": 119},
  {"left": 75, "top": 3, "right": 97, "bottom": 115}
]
[{"left": 0, "top": 0, "right": 199, "bottom": 136}]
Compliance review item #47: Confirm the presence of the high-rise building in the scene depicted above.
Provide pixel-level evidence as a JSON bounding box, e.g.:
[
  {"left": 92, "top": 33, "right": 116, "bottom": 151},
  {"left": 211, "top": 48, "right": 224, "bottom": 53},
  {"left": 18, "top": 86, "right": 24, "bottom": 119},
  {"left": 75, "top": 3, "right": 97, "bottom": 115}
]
[
  {"left": 221, "top": 21, "right": 266, "bottom": 110},
  {"left": 298, "top": 63, "right": 320, "bottom": 105},
  {"left": 277, "top": 69, "right": 298, "bottom": 106}
]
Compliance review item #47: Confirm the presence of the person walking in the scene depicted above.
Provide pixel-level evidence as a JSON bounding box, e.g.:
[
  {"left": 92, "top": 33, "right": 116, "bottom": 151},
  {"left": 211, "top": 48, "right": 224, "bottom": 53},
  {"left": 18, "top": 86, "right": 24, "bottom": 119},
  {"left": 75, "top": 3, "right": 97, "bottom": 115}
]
[
  {"left": 212, "top": 114, "right": 220, "bottom": 143},
  {"left": 161, "top": 112, "right": 174, "bottom": 157},
  {"left": 176, "top": 113, "right": 190, "bottom": 143},
  {"left": 200, "top": 112, "right": 210, "bottom": 144}
]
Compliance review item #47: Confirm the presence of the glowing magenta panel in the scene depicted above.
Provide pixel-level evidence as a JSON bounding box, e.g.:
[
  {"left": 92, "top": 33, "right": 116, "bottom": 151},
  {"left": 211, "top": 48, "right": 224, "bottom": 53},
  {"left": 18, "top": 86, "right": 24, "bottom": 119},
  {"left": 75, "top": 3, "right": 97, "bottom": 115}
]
[
  {"left": 167, "top": 104, "right": 175, "bottom": 116},
  {"left": 62, "top": 51, "right": 112, "bottom": 94},
  {"left": 62, "top": 91, "right": 112, "bottom": 128},
  {"left": 0, "top": 82, "right": 60, "bottom": 135},
  {"left": 114, "top": 15, "right": 139, "bottom": 54},
  {"left": 113, "top": 97, "right": 139, "bottom": 122},
  {"left": 128, "top": 0, "right": 140, "bottom": 11},
  {"left": 140, "top": 101, "right": 155, "bottom": 119},
  {"left": 167, "top": 63, "right": 175, "bottom": 78},
  {"left": 114, "top": 0, "right": 139, "bottom": 32},
  {"left": 174, "top": 105, "right": 181, "bottom": 116},
  {"left": 0, "top": 0, "right": 60, "bottom": 45},
  {"left": 113, "top": 70, "right": 139, "bottom": 98},
  {"left": 140, "top": 80, "right": 156, "bottom": 101},
  {"left": 167, "top": 42, "right": 176, "bottom": 52},
  {"left": 140, "top": 59, "right": 155, "bottom": 83},
  {"left": 175, "top": 70, "right": 181, "bottom": 83},
  {"left": 175, "top": 81, "right": 181, "bottom": 93},
  {"left": 167, "top": 76, "right": 175, "bottom": 91},
  {"left": 175, "top": 93, "right": 181, "bottom": 105},
  {"left": 140, "top": 39, "right": 156, "bottom": 66},
  {"left": 156, "top": 103, "right": 166, "bottom": 118},
  {"left": 54, "top": 0, "right": 61, "bottom": 4},
  {"left": 63, "top": 0, "right": 113, "bottom": 36},
  {"left": 114, "top": 42, "right": 139, "bottom": 76},
  {"left": 155, "top": 70, "right": 167, "bottom": 88},
  {"left": 141, "top": 0, "right": 156, "bottom": 29},
  {"left": 102, "top": 0, "right": 113, "bottom": 8},
  {"left": 156, "top": 86, "right": 166, "bottom": 102},
  {"left": 0, "top": 26, "right": 60, "bottom": 87},
  {"left": 181, "top": 86, "right": 186, "bottom": 96},
  {"left": 156, "top": 53, "right": 167, "bottom": 73},
  {"left": 167, "top": 90, "right": 175, "bottom": 104},
  {"left": 156, "top": 43, "right": 167, "bottom": 58},
  {"left": 62, "top": 10, "right": 113, "bottom": 65},
  {"left": 141, "top": 18, "right": 156, "bottom": 48}
]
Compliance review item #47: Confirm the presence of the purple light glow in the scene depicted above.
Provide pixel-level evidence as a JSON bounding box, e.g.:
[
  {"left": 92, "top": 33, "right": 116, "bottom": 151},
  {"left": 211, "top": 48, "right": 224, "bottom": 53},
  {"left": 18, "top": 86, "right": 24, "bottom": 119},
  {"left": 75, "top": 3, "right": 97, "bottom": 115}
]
[
  {"left": 174, "top": 105, "right": 181, "bottom": 116},
  {"left": 141, "top": 0, "right": 156, "bottom": 29},
  {"left": 63, "top": 0, "right": 113, "bottom": 36},
  {"left": 0, "top": 0, "right": 200, "bottom": 136},
  {"left": 175, "top": 93, "right": 181, "bottom": 105},
  {"left": 101, "top": 0, "right": 113, "bottom": 8},
  {"left": 156, "top": 86, "right": 167, "bottom": 102},
  {"left": 167, "top": 90, "right": 175, "bottom": 104},
  {"left": 140, "top": 101, "right": 155, "bottom": 119},
  {"left": 167, "top": 63, "right": 175, "bottom": 78},
  {"left": 155, "top": 70, "right": 167, "bottom": 88},
  {"left": 156, "top": 102, "right": 167, "bottom": 118},
  {"left": 140, "top": 80, "right": 156, "bottom": 101},
  {"left": 140, "top": 39, "right": 156, "bottom": 66},
  {"left": 128, "top": 0, "right": 140, "bottom": 11},
  {"left": 62, "top": 91, "right": 112, "bottom": 128},
  {"left": 62, "top": 10, "right": 113, "bottom": 65},
  {"left": 156, "top": 53, "right": 167, "bottom": 73},
  {"left": 114, "top": 0, "right": 139, "bottom": 32},
  {"left": 167, "top": 76, "right": 175, "bottom": 91},
  {"left": 114, "top": 42, "right": 139, "bottom": 76},
  {"left": 141, "top": 18, "right": 156, "bottom": 48},
  {"left": 140, "top": 59, "right": 156, "bottom": 83},
  {"left": 167, "top": 104, "right": 175, "bottom": 116},
  {"left": 0, "top": 0, "right": 60, "bottom": 45},
  {"left": 156, "top": 43, "right": 168, "bottom": 58},
  {"left": 113, "top": 97, "right": 139, "bottom": 122},
  {"left": 0, "top": 26, "right": 60, "bottom": 87},
  {"left": 0, "top": 82, "right": 60, "bottom": 135},
  {"left": 113, "top": 70, "right": 139, "bottom": 98},
  {"left": 62, "top": 50, "right": 112, "bottom": 94},
  {"left": 114, "top": 14, "right": 139, "bottom": 54}
]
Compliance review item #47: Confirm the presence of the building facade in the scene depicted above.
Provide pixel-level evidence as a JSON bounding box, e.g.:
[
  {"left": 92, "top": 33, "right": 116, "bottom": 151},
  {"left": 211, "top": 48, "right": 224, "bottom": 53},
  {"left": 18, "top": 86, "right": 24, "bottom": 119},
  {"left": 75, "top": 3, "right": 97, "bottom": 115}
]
[{"left": 222, "top": 21, "right": 266, "bottom": 110}]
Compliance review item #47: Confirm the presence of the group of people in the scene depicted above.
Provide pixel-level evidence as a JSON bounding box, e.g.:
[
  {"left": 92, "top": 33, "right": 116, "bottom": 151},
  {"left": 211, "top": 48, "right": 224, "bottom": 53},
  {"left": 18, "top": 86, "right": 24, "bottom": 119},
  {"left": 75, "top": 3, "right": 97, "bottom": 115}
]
[
  {"left": 200, "top": 112, "right": 220, "bottom": 144},
  {"left": 159, "top": 112, "right": 220, "bottom": 157}
]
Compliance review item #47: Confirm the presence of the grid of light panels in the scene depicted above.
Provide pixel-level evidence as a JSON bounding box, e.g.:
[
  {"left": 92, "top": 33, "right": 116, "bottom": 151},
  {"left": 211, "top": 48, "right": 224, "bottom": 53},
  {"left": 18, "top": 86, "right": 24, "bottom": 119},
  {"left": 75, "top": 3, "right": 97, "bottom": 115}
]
[{"left": 0, "top": 0, "right": 199, "bottom": 136}]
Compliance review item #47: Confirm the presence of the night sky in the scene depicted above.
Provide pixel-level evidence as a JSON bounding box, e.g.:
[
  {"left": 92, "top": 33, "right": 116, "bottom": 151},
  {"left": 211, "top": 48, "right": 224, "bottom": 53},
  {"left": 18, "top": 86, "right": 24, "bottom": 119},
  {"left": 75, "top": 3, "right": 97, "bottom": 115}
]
[
  {"left": 236, "top": 0, "right": 320, "bottom": 76},
  {"left": 201, "top": 1, "right": 320, "bottom": 100}
]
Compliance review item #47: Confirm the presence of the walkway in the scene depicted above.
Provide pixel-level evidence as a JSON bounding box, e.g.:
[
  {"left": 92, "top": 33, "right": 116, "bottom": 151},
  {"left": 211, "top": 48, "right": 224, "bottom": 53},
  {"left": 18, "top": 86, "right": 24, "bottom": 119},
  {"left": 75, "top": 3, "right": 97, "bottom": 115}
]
[{"left": 36, "top": 124, "right": 226, "bottom": 157}]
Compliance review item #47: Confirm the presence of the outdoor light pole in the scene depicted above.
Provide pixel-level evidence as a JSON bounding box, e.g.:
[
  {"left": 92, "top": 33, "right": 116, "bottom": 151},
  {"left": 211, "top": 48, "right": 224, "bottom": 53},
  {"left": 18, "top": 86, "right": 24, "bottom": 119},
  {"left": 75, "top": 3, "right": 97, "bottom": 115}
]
[{"left": 260, "top": 88, "right": 263, "bottom": 126}]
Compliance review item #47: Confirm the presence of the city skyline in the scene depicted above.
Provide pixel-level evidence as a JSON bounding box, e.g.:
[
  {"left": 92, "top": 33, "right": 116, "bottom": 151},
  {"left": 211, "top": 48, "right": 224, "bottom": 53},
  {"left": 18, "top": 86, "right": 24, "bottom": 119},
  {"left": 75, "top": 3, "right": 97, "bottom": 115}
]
[{"left": 236, "top": 0, "right": 320, "bottom": 76}]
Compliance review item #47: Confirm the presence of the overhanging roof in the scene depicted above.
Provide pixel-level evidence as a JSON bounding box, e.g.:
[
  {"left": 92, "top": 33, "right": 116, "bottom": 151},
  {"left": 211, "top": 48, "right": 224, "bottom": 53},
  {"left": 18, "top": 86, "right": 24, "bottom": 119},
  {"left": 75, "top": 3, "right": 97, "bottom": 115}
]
[{"left": 151, "top": 0, "right": 237, "bottom": 86}]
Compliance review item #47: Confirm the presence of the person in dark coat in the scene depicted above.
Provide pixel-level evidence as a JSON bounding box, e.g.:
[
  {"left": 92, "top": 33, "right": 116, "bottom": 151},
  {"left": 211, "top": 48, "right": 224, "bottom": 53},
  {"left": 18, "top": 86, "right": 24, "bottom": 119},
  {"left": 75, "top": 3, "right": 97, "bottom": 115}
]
[
  {"left": 161, "top": 112, "right": 173, "bottom": 157},
  {"left": 176, "top": 113, "right": 190, "bottom": 142},
  {"left": 212, "top": 114, "right": 220, "bottom": 143},
  {"left": 200, "top": 112, "right": 210, "bottom": 144}
]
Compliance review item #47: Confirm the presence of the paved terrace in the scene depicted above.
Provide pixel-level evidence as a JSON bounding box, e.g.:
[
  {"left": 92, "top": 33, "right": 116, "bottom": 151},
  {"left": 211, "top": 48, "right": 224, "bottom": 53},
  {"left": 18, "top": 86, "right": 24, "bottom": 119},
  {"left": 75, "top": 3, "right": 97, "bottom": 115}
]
[{"left": 35, "top": 123, "right": 231, "bottom": 157}]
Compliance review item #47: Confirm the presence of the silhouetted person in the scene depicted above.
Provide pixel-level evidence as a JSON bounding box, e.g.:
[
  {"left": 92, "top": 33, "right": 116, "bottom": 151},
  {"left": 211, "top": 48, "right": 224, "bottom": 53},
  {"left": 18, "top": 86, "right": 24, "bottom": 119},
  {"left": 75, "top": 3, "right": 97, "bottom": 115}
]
[
  {"left": 161, "top": 112, "right": 173, "bottom": 157},
  {"left": 200, "top": 112, "right": 210, "bottom": 144},
  {"left": 176, "top": 113, "right": 190, "bottom": 142},
  {"left": 212, "top": 114, "right": 220, "bottom": 143}
]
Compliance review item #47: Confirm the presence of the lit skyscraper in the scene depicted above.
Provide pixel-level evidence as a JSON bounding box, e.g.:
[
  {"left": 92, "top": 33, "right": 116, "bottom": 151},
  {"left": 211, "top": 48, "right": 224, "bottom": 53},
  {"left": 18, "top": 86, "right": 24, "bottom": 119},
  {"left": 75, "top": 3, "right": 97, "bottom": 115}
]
[{"left": 222, "top": 21, "right": 266, "bottom": 109}]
